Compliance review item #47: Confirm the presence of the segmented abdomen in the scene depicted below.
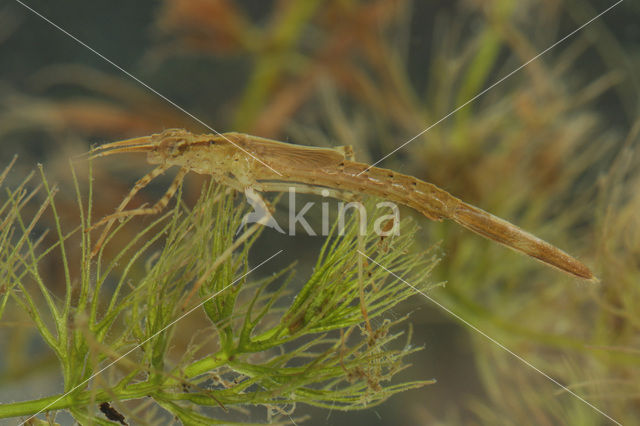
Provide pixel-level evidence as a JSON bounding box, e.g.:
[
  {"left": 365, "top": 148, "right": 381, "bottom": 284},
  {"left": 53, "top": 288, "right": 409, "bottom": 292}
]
[{"left": 255, "top": 159, "right": 594, "bottom": 280}]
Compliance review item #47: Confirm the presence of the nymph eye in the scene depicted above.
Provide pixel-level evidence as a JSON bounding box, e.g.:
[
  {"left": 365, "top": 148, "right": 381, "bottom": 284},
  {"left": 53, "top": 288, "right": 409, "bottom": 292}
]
[
  {"left": 160, "top": 140, "right": 187, "bottom": 157},
  {"left": 208, "top": 140, "right": 215, "bottom": 145},
  {"left": 173, "top": 142, "right": 189, "bottom": 156}
]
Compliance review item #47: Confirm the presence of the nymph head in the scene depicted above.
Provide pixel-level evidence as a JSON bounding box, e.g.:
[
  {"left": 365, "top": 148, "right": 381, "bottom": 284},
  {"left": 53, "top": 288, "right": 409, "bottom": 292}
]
[
  {"left": 87, "top": 128, "right": 212, "bottom": 166},
  {"left": 147, "top": 129, "right": 192, "bottom": 164}
]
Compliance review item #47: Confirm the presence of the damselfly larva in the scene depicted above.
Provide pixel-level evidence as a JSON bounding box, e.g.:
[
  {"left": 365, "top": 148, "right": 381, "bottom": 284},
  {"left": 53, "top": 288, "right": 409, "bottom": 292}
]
[{"left": 87, "top": 129, "right": 595, "bottom": 281}]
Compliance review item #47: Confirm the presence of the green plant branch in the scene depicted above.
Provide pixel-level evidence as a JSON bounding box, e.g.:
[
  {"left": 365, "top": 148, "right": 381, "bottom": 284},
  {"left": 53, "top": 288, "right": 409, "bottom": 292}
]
[{"left": 1, "top": 165, "right": 437, "bottom": 423}]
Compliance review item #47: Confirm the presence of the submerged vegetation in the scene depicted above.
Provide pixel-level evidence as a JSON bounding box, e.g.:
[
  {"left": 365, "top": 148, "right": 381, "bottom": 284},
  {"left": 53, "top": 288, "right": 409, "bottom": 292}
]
[
  {"left": 0, "top": 161, "right": 438, "bottom": 423},
  {"left": 1, "top": 0, "right": 639, "bottom": 424}
]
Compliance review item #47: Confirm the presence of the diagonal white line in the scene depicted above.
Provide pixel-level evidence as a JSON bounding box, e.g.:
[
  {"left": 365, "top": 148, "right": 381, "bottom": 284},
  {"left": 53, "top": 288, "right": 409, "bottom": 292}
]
[
  {"left": 358, "top": 0, "right": 624, "bottom": 175},
  {"left": 358, "top": 250, "right": 622, "bottom": 426},
  {"left": 20, "top": 250, "right": 283, "bottom": 425},
  {"left": 13, "top": 0, "right": 283, "bottom": 177}
]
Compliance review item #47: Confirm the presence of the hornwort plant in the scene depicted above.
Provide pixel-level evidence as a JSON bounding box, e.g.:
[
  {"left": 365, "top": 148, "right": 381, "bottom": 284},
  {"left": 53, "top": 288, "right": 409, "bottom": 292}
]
[{"left": 0, "top": 158, "right": 439, "bottom": 424}]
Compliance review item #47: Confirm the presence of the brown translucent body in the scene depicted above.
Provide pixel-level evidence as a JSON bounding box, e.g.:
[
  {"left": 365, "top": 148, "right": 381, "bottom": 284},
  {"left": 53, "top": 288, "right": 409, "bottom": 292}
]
[{"left": 88, "top": 129, "right": 595, "bottom": 280}]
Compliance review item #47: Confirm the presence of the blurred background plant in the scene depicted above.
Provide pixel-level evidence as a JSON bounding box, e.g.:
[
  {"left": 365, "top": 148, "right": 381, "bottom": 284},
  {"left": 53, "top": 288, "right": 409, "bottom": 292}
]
[{"left": 0, "top": 0, "right": 639, "bottom": 424}]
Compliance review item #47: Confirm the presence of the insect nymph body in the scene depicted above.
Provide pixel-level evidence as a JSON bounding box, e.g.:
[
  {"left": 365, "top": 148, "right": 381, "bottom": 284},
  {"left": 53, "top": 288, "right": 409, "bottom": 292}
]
[{"left": 89, "top": 129, "right": 595, "bottom": 281}]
